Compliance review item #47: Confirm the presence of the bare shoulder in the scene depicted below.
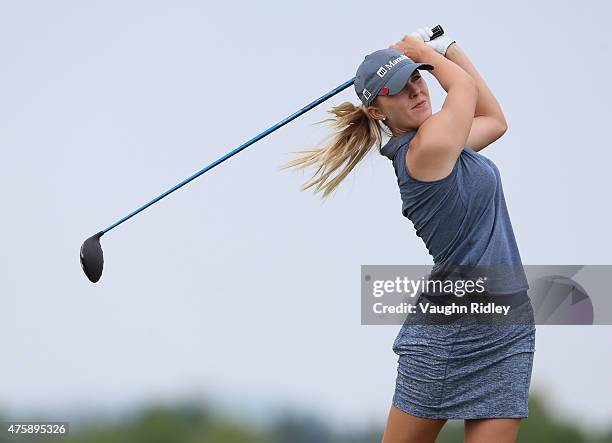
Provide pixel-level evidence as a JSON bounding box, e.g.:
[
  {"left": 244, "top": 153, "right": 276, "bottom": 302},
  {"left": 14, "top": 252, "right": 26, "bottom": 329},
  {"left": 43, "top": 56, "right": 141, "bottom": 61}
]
[{"left": 405, "top": 136, "right": 460, "bottom": 182}]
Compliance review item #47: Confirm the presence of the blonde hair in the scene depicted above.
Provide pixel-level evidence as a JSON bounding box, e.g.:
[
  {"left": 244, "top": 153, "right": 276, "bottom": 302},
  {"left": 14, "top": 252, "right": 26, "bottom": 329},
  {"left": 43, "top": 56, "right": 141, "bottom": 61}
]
[{"left": 280, "top": 100, "right": 389, "bottom": 198}]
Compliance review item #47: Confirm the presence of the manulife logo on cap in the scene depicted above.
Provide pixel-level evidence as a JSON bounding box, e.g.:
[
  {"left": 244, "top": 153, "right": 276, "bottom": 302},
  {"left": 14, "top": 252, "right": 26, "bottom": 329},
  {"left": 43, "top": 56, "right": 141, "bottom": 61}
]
[{"left": 376, "top": 54, "right": 409, "bottom": 78}]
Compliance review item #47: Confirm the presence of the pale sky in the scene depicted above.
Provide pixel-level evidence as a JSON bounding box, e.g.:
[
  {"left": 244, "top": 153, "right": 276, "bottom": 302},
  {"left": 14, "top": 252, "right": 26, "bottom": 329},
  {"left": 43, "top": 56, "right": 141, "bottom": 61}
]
[{"left": 1, "top": 0, "right": 611, "bottom": 433}]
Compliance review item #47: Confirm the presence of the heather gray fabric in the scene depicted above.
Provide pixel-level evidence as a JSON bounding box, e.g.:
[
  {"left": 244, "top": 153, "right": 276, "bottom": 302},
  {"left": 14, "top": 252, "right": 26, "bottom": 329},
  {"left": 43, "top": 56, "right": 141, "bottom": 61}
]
[
  {"left": 381, "top": 129, "right": 529, "bottom": 295},
  {"left": 382, "top": 130, "right": 536, "bottom": 419},
  {"left": 392, "top": 295, "right": 536, "bottom": 419}
]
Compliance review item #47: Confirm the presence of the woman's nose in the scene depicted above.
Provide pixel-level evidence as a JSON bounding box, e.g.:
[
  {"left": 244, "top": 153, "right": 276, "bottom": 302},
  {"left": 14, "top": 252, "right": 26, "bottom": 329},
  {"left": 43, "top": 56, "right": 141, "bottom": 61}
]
[{"left": 406, "top": 82, "right": 420, "bottom": 97}]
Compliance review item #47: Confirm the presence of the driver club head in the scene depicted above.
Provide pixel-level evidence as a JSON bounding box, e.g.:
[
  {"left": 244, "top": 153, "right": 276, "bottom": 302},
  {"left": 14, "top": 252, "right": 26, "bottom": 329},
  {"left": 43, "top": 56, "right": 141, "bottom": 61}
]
[{"left": 80, "top": 231, "right": 105, "bottom": 283}]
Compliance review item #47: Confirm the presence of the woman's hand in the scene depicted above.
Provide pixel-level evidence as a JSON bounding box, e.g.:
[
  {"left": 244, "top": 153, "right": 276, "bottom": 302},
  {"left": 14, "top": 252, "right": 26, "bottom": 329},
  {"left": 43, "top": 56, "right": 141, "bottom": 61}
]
[
  {"left": 389, "top": 35, "right": 434, "bottom": 62},
  {"left": 411, "top": 26, "right": 456, "bottom": 57}
]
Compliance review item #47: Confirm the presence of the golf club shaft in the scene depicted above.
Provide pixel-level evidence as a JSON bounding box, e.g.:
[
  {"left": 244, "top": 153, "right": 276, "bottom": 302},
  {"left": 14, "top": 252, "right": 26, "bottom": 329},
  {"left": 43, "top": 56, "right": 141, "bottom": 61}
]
[
  {"left": 101, "top": 24, "right": 444, "bottom": 235},
  {"left": 102, "top": 77, "right": 355, "bottom": 234}
]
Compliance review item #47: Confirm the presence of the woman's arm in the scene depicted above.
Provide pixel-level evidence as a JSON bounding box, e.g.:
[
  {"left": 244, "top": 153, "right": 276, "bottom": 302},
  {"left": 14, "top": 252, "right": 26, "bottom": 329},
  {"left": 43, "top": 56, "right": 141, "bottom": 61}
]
[
  {"left": 445, "top": 43, "right": 507, "bottom": 151},
  {"left": 390, "top": 37, "right": 478, "bottom": 182}
]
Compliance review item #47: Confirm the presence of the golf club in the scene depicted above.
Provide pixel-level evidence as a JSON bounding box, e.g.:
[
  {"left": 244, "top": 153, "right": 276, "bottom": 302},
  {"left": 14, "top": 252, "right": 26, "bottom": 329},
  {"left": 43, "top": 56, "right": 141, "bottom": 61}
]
[{"left": 80, "top": 25, "right": 445, "bottom": 283}]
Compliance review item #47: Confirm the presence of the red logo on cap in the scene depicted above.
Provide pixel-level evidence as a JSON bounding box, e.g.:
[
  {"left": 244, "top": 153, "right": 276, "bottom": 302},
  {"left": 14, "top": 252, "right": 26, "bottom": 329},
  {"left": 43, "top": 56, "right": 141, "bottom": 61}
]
[{"left": 380, "top": 86, "right": 389, "bottom": 96}]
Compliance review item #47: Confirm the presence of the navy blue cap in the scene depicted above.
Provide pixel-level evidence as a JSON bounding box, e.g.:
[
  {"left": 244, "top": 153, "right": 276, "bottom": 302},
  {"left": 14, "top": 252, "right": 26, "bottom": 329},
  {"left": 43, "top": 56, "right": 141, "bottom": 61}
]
[{"left": 354, "top": 48, "right": 434, "bottom": 106}]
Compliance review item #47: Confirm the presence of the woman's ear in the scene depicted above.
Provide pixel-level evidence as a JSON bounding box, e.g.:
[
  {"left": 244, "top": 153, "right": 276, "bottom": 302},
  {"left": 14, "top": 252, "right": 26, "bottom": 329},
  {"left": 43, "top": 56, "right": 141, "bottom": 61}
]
[{"left": 367, "top": 105, "right": 386, "bottom": 122}]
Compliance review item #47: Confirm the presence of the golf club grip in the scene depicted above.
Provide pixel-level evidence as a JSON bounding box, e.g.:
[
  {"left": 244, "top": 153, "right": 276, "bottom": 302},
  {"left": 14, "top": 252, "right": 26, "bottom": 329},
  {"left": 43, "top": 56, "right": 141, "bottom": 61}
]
[{"left": 430, "top": 25, "right": 444, "bottom": 39}]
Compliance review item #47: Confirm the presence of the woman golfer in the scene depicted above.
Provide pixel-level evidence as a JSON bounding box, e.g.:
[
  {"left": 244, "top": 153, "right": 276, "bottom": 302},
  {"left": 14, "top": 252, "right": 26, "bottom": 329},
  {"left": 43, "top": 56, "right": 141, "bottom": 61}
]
[{"left": 283, "top": 27, "right": 536, "bottom": 443}]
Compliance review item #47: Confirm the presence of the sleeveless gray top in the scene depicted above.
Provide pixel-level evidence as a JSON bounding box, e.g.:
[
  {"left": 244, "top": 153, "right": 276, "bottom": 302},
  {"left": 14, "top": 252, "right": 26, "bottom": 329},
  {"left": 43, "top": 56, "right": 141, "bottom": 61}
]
[{"left": 381, "top": 129, "right": 529, "bottom": 295}]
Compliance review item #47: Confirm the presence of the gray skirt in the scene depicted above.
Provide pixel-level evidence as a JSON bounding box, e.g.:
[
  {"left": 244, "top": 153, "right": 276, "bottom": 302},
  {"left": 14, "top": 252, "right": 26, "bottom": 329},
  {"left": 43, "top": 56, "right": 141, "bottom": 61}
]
[{"left": 392, "top": 291, "right": 536, "bottom": 420}]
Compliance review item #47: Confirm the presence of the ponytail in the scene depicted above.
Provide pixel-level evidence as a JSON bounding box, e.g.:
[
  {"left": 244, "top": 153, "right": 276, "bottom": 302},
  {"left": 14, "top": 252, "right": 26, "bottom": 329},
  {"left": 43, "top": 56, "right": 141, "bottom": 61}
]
[{"left": 280, "top": 101, "right": 386, "bottom": 198}]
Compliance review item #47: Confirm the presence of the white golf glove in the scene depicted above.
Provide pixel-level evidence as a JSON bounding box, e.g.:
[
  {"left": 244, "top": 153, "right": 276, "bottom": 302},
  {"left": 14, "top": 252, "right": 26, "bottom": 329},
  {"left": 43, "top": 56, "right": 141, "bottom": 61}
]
[{"left": 409, "top": 26, "right": 456, "bottom": 56}]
